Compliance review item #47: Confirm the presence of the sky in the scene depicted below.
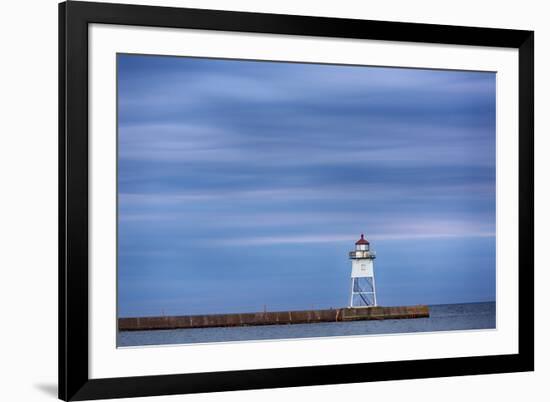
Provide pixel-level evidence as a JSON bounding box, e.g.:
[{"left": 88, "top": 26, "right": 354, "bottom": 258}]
[{"left": 117, "top": 54, "right": 496, "bottom": 318}]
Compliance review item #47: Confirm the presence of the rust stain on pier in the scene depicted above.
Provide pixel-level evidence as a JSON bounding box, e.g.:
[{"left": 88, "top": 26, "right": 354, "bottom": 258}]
[{"left": 118, "top": 305, "right": 429, "bottom": 331}]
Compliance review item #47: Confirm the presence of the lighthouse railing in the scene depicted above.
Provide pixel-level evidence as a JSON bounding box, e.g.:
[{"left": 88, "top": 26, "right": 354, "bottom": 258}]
[{"left": 349, "top": 250, "right": 376, "bottom": 259}]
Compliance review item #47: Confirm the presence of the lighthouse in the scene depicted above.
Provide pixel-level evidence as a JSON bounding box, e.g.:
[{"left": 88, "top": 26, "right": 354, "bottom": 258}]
[{"left": 348, "top": 234, "right": 377, "bottom": 307}]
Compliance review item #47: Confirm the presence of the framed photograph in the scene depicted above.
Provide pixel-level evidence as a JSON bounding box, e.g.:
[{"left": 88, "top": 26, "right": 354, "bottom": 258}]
[{"left": 59, "top": 1, "right": 534, "bottom": 400}]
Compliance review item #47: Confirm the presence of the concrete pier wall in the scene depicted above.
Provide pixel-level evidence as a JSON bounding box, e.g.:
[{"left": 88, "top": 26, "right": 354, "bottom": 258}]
[{"left": 118, "top": 305, "right": 429, "bottom": 331}]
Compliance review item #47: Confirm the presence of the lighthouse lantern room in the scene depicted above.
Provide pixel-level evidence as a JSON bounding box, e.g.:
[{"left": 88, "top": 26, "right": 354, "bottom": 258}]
[{"left": 348, "top": 234, "right": 377, "bottom": 307}]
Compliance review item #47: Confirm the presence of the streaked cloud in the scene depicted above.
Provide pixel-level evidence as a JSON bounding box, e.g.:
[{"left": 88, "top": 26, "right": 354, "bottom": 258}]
[{"left": 216, "top": 232, "right": 494, "bottom": 247}]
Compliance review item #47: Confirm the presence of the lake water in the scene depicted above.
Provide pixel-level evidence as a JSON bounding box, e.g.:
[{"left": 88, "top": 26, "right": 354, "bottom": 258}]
[{"left": 117, "top": 301, "right": 495, "bottom": 347}]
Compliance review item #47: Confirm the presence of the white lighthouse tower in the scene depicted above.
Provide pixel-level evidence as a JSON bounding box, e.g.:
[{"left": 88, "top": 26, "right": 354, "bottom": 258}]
[{"left": 348, "top": 234, "right": 377, "bottom": 307}]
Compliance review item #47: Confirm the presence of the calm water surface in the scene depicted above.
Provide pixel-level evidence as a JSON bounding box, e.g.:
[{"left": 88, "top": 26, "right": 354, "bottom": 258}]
[{"left": 118, "top": 302, "right": 495, "bottom": 347}]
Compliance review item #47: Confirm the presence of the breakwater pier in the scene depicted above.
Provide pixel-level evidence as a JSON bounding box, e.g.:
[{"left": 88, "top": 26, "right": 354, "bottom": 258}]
[{"left": 118, "top": 305, "right": 429, "bottom": 331}]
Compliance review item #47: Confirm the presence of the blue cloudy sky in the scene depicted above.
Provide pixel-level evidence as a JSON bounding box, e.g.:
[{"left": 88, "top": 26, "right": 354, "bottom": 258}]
[{"left": 117, "top": 54, "right": 496, "bottom": 318}]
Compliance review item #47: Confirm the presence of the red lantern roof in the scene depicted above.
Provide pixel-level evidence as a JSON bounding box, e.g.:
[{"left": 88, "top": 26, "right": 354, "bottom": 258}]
[{"left": 355, "top": 234, "right": 369, "bottom": 245}]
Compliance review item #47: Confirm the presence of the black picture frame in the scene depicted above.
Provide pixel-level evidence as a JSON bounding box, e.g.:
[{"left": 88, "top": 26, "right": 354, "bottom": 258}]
[{"left": 59, "top": 1, "right": 534, "bottom": 400}]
